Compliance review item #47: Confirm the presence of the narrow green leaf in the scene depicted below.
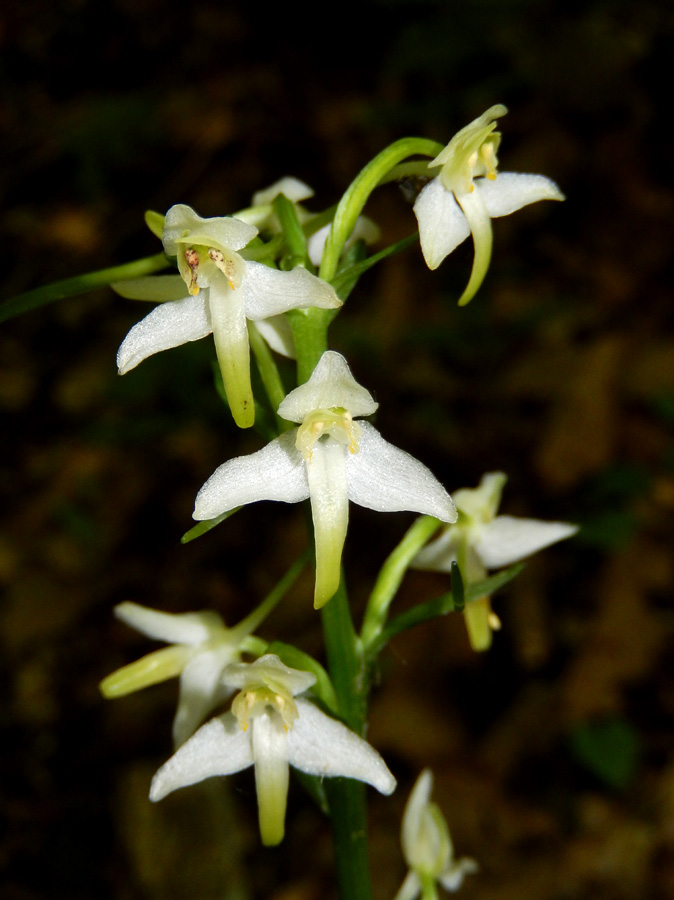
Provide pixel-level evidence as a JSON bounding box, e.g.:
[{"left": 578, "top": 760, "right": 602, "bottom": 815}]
[{"left": 0, "top": 252, "right": 170, "bottom": 324}]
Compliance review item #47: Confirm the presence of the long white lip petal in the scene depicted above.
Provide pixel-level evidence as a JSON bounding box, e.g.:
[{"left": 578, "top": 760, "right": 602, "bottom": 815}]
[
  {"left": 112, "top": 275, "right": 189, "bottom": 301},
  {"left": 475, "top": 516, "right": 578, "bottom": 568},
  {"left": 208, "top": 276, "right": 254, "bottom": 428},
  {"left": 478, "top": 172, "right": 565, "bottom": 218},
  {"left": 288, "top": 699, "right": 396, "bottom": 795},
  {"left": 114, "top": 602, "right": 220, "bottom": 645},
  {"left": 242, "top": 263, "right": 341, "bottom": 320},
  {"left": 193, "top": 431, "right": 308, "bottom": 521},
  {"left": 346, "top": 423, "right": 457, "bottom": 522},
  {"left": 278, "top": 351, "right": 377, "bottom": 423},
  {"left": 252, "top": 713, "right": 290, "bottom": 846},
  {"left": 149, "top": 713, "right": 253, "bottom": 801},
  {"left": 413, "top": 178, "right": 471, "bottom": 270},
  {"left": 253, "top": 316, "right": 295, "bottom": 358},
  {"left": 307, "top": 441, "right": 349, "bottom": 608},
  {"left": 173, "top": 648, "right": 236, "bottom": 748},
  {"left": 116, "top": 293, "right": 212, "bottom": 374},
  {"left": 454, "top": 185, "right": 493, "bottom": 306}
]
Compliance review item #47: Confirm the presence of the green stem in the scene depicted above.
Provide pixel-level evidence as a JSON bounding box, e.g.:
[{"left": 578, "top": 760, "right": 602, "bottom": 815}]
[
  {"left": 248, "top": 322, "right": 292, "bottom": 433},
  {"left": 360, "top": 515, "right": 443, "bottom": 650},
  {"left": 0, "top": 252, "right": 170, "bottom": 323},
  {"left": 321, "top": 577, "right": 372, "bottom": 900},
  {"left": 287, "top": 307, "right": 331, "bottom": 384},
  {"left": 318, "top": 138, "right": 444, "bottom": 284}
]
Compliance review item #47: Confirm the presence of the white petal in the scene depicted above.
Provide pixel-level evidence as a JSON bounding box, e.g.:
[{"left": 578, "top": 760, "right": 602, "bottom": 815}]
[
  {"left": 114, "top": 602, "right": 223, "bottom": 645},
  {"left": 288, "top": 699, "right": 396, "bottom": 795},
  {"left": 307, "top": 440, "right": 349, "bottom": 608},
  {"left": 392, "top": 871, "right": 422, "bottom": 900},
  {"left": 278, "top": 351, "right": 378, "bottom": 423},
  {"left": 346, "top": 423, "right": 457, "bottom": 522},
  {"left": 252, "top": 177, "right": 314, "bottom": 206},
  {"left": 223, "top": 654, "right": 316, "bottom": 697},
  {"left": 163, "top": 205, "right": 258, "bottom": 256},
  {"left": 112, "top": 275, "right": 189, "bottom": 301},
  {"left": 413, "top": 178, "right": 471, "bottom": 270},
  {"left": 242, "top": 263, "right": 340, "bottom": 320},
  {"left": 475, "top": 515, "right": 578, "bottom": 568},
  {"left": 116, "top": 293, "right": 212, "bottom": 374},
  {"left": 149, "top": 713, "right": 253, "bottom": 801},
  {"left": 253, "top": 316, "right": 295, "bottom": 358},
  {"left": 452, "top": 472, "right": 507, "bottom": 523},
  {"left": 173, "top": 647, "right": 237, "bottom": 747},
  {"left": 252, "top": 712, "right": 290, "bottom": 846},
  {"left": 410, "top": 528, "right": 460, "bottom": 573},
  {"left": 477, "top": 172, "right": 564, "bottom": 218},
  {"left": 193, "top": 431, "right": 308, "bottom": 520},
  {"left": 402, "top": 769, "right": 434, "bottom": 864}
]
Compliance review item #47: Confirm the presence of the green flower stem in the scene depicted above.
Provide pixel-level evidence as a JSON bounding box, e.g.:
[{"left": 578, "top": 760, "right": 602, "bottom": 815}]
[
  {"left": 272, "top": 194, "right": 311, "bottom": 269},
  {"left": 360, "top": 515, "right": 443, "bottom": 651},
  {"left": 287, "top": 307, "right": 331, "bottom": 384},
  {"left": 321, "top": 577, "right": 372, "bottom": 900},
  {"left": 0, "top": 252, "right": 170, "bottom": 323},
  {"left": 248, "top": 322, "right": 292, "bottom": 433},
  {"left": 318, "top": 138, "right": 444, "bottom": 284}
]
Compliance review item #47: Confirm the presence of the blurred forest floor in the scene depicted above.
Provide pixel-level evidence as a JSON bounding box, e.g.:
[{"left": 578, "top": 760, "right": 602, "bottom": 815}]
[{"left": 1, "top": 1, "right": 674, "bottom": 899}]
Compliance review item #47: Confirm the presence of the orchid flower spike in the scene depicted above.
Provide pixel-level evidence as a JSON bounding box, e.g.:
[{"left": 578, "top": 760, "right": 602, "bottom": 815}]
[
  {"left": 193, "top": 351, "right": 457, "bottom": 608},
  {"left": 394, "top": 769, "right": 477, "bottom": 900},
  {"left": 116, "top": 204, "right": 341, "bottom": 428},
  {"left": 414, "top": 105, "right": 564, "bottom": 305},
  {"left": 100, "top": 602, "right": 253, "bottom": 748},
  {"left": 150, "top": 654, "right": 396, "bottom": 846},
  {"left": 413, "top": 472, "right": 578, "bottom": 651}
]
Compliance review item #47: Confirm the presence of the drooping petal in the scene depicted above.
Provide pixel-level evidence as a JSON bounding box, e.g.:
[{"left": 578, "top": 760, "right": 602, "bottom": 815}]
[
  {"left": 193, "top": 431, "right": 308, "bottom": 521},
  {"left": 475, "top": 515, "right": 578, "bottom": 568},
  {"left": 242, "top": 263, "right": 341, "bottom": 320},
  {"left": 401, "top": 769, "right": 434, "bottom": 865},
  {"left": 413, "top": 178, "right": 471, "bottom": 270},
  {"left": 173, "top": 646, "right": 237, "bottom": 747},
  {"left": 346, "top": 423, "right": 457, "bottom": 522},
  {"left": 306, "top": 441, "right": 350, "bottom": 608},
  {"left": 453, "top": 185, "right": 493, "bottom": 306},
  {"left": 207, "top": 274, "right": 254, "bottom": 428},
  {"left": 116, "top": 293, "right": 212, "bottom": 374},
  {"left": 252, "top": 712, "right": 290, "bottom": 846},
  {"left": 99, "top": 645, "right": 193, "bottom": 698},
  {"left": 114, "top": 601, "right": 223, "bottom": 645},
  {"left": 253, "top": 315, "right": 295, "bottom": 358},
  {"left": 163, "top": 204, "right": 258, "bottom": 256},
  {"left": 478, "top": 172, "right": 564, "bottom": 218},
  {"left": 288, "top": 699, "right": 396, "bottom": 795},
  {"left": 149, "top": 712, "right": 253, "bottom": 801},
  {"left": 278, "top": 351, "right": 378, "bottom": 423},
  {"left": 112, "top": 274, "right": 189, "bottom": 302}
]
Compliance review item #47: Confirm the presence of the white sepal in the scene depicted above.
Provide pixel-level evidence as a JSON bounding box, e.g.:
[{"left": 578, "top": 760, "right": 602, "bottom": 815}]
[
  {"left": 278, "top": 351, "right": 377, "bottom": 423},
  {"left": 114, "top": 601, "right": 222, "bottom": 646},
  {"left": 475, "top": 516, "right": 579, "bottom": 568},
  {"left": 242, "top": 263, "right": 341, "bottom": 320},
  {"left": 116, "top": 293, "right": 212, "bottom": 374},
  {"left": 288, "top": 699, "right": 396, "bottom": 795},
  {"left": 346, "top": 423, "right": 457, "bottom": 522},
  {"left": 193, "top": 432, "right": 308, "bottom": 521}
]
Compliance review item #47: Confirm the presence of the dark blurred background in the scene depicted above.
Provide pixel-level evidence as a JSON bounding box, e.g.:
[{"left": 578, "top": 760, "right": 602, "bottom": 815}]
[{"left": 2, "top": 1, "right": 674, "bottom": 898}]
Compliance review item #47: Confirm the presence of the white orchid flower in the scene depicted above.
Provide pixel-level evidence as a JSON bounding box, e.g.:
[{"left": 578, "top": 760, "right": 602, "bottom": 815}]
[
  {"left": 307, "top": 215, "right": 380, "bottom": 268},
  {"left": 150, "top": 654, "right": 396, "bottom": 846},
  {"left": 394, "top": 769, "right": 477, "bottom": 900},
  {"left": 193, "top": 351, "right": 457, "bottom": 608},
  {"left": 116, "top": 204, "right": 341, "bottom": 428},
  {"left": 413, "top": 472, "right": 578, "bottom": 650},
  {"left": 414, "top": 105, "right": 564, "bottom": 305}
]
